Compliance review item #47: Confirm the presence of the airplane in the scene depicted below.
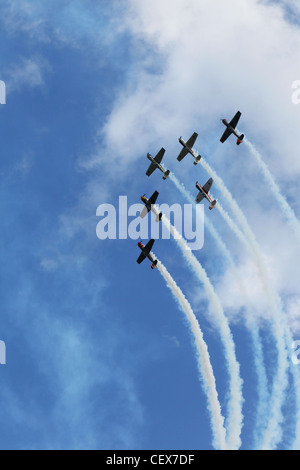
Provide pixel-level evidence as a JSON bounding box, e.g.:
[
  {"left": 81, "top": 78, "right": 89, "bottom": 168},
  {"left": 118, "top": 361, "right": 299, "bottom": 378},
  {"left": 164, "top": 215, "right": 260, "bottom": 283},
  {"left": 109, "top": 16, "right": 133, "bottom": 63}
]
[
  {"left": 140, "top": 191, "right": 162, "bottom": 222},
  {"left": 220, "top": 111, "right": 244, "bottom": 145},
  {"left": 137, "top": 239, "right": 158, "bottom": 269},
  {"left": 195, "top": 178, "right": 217, "bottom": 210},
  {"left": 146, "top": 148, "right": 170, "bottom": 180},
  {"left": 177, "top": 132, "right": 201, "bottom": 165}
]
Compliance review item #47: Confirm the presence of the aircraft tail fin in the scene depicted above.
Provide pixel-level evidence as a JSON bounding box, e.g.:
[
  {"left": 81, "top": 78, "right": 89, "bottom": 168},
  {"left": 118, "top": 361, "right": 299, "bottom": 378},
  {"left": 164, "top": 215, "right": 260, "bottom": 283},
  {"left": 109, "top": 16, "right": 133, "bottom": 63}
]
[
  {"left": 163, "top": 170, "right": 170, "bottom": 180},
  {"left": 237, "top": 134, "right": 244, "bottom": 145},
  {"left": 209, "top": 200, "right": 217, "bottom": 210},
  {"left": 151, "top": 260, "right": 158, "bottom": 269},
  {"left": 193, "top": 155, "right": 201, "bottom": 165},
  {"left": 155, "top": 212, "right": 163, "bottom": 222}
]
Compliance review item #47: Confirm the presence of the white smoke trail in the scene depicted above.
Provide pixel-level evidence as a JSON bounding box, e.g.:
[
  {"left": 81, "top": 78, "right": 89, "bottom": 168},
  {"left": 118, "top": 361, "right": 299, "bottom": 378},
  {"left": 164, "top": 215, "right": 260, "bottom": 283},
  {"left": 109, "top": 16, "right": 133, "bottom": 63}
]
[
  {"left": 200, "top": 157, "right": 290, "bottom": 449},
  {"left": 156, "top": 259, "right": 227, "bottom": 450},
  {"left": 242, "top": 137, "right": 300, "bottom": 448},
  {"left": 215, "top": 203, "right": 251, "bottom": 251},
  {"left": 169, "top": 172, "right": 270, "bottom": 448},
  {"left": 156, "top": 210, "right": 244, "bottom": 450},
  {"left": 247, "top": 321, "right": 270, "bottom": 448},
  {"left": 291, "top": 367, "right": 300, "bottom": 450},
  {"left": 244, "top": 137, "right": 300, "bottom": 245}
]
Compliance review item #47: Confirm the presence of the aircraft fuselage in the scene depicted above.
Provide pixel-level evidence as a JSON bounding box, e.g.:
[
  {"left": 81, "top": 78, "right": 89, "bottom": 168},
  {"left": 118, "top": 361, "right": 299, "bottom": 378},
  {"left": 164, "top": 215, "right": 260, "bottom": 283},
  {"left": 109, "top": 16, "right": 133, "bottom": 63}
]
[
  {"left": 147, "top": 154, "right": 163, "bottom": 172},
  {"left": 179, "top": 137, "right": 200, "bottom": 164},
  {"left": 195, "top": 182, "right": 217, "bottom": 209},
  {"left": 222, "top": 119, "right": 240, "bottom": 139},
  {"left": 137, "top": 242, "right": 157, "bottom": 268},
  {"left": 195, "top": 183, "right": 211, "bottom": 202},
  {"left": 140, "top": 196, "right": 150, "bottom": 211},
  {"left": 140, "top": 195, "right": 162, "bottom": 222}
]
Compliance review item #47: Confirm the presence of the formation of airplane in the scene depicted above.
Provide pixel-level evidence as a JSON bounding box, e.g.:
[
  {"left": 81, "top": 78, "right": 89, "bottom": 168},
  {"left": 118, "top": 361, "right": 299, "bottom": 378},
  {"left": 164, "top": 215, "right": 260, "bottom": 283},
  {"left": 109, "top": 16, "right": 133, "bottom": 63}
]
[
  {"left": 146, "top": 148, "right": 170, "bottom": 180},
  {"left": 137, "top": 239, "right": 158, "bottom": 269},
  {"left": 220, "top": 111, "right": 244, "bottom": 145},
  {"left": 138, "top": 111, "right": 244, "bottom": 268}
]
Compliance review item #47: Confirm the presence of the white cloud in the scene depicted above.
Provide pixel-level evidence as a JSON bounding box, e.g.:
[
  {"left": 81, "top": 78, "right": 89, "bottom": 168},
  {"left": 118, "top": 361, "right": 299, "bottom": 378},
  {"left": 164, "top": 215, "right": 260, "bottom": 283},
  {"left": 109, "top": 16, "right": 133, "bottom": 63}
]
[
  {"left": 1, "top": 1, "right": 48, "bottom": 40},
  {"left": 5, "top": 57, "right": 50, "bottom": 93},
  {"left": 1, "top": 0, "right": 122, "bottom": 50},
  {"left": 98, "top": 0, "right": 300, "bottom": 177},
  {"left": 40, "top": 257, "right": 62, "bottom": 273},
  {"left": 287, "top": 296, "right": 300, "bottom": 335}
]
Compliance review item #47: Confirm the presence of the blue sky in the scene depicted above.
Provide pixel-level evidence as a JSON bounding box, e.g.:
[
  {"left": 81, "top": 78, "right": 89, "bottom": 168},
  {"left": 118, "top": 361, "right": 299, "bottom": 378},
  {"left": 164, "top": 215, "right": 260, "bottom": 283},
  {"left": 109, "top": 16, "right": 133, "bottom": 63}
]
[{"left": 0, "top": 0, "right": 300, "bottom": 450}]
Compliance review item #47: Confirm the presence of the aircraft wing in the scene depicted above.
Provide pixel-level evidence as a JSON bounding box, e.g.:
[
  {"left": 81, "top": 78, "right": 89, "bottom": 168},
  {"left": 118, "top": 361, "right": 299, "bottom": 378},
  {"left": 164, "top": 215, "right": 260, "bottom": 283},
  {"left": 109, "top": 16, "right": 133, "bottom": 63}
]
[
  {"left": 154, "top": 148, "right": 165, "bottom": 165},
  {"left": 137, "top": 252, "right": 146, "bottom": 264},
  {"left": 186, "top": 132, "right": 198, "bottom": 149},
  {"left": 177, "top": 148, "right": 189, "bottom": 161},
  {"left": 144, "top": 238, "right": 155, "bottom": 255},
  {"left": 146, "top": 163, "right": 157, "bottom": 176},
  {"left": 140, "top": 205, "right": 149, "bottom": 219},
  {"left": 229, "top": 111, "right": 241, "bottom": 129},
  {"left": 148, "top": 190, "right": 159, "bottom": 206},
  {"left": 202, "top": 178, "right": 213, "bottom": 194},
  {"left": 220, "top": 127, "right": 232, "bottom": 143},
  {"left": 196, "top": 192, "right": 205, "bottom": 204}
]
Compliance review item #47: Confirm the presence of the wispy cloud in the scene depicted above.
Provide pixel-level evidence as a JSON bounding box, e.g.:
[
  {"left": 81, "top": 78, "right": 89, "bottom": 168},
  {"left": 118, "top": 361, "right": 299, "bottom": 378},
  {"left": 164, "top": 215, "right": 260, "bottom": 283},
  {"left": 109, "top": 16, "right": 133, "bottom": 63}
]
[{"left": 4, "top": 57, "right": 50, "bottom": 94}]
